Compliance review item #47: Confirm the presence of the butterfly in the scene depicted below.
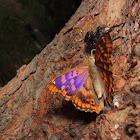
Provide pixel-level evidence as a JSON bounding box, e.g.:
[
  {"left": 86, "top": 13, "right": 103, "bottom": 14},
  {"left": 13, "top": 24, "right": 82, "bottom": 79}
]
[{"left": 46, "top": 26, "right": 113, "bottom": 114}]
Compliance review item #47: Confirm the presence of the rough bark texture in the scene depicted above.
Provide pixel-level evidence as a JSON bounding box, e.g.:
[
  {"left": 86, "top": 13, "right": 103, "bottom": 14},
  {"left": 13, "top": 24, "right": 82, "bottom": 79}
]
[{"left": 0, "top": 0, "right": 140, "bottom": 139}]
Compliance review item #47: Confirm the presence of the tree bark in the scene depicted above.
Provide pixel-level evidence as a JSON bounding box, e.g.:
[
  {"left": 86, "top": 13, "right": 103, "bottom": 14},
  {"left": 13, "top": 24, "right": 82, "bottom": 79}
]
[{"left": 0, "top": 0, "right": 139, "bottom": 139}]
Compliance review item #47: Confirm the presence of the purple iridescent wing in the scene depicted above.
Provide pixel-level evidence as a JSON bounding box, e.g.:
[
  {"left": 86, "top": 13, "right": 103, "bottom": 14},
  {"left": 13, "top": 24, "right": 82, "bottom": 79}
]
[{"left": 46, "top": 67, "right": 88, "bottom": 100}]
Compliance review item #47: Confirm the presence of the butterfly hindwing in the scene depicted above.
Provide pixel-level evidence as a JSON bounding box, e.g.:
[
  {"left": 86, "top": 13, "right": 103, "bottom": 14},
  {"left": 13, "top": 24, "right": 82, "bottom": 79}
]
[
  {"left": 98, "top": 68, "right": 113, "bottom": 104},
  {"left": 72, "top": 76, "right": 104, "bottom": 113},
  {"left": 46, "top": 67, "right": 88, "bottom": 100}
]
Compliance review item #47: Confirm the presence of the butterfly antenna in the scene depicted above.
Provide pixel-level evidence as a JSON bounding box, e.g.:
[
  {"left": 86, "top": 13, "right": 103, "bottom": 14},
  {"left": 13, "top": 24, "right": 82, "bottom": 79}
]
[
  {"left": 109, "top": 22, "right": 125, "bottom": 32},
  {"left": 91, "top": 49, "right": 96, "bottom": 57}
]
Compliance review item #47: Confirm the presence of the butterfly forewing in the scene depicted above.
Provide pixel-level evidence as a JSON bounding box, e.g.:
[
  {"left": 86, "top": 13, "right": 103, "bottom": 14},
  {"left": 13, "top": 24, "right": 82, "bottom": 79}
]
[
  {"left": 95, "top": 33, "right": 112, "bottom": 72},
  {"left": 46, "top": 68, "right": 88, "bottom": 100}
]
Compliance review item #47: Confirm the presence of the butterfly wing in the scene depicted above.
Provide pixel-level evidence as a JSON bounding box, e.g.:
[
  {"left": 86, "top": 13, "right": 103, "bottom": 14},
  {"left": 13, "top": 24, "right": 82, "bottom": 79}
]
[
  {"left": 98, "top": 68, "right": 113, "bottom": 104},
  {"left": 72, "top": 75, "right": 104, "bottom": 113},
  {"left": 95, "top": 33, "right": 113, "bottom": 103},
  {"left": 46, "top": 67, "right": 89, "bottom": 101},
  {"left": 95, "top": 33, "right": 112, "bottom": 72}
]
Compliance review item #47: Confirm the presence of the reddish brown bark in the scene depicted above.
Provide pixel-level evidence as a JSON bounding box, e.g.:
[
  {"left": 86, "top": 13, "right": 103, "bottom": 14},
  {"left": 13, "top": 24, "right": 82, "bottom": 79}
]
[{"left": 0, "top": 0, "right": 140, "bottom": 139}]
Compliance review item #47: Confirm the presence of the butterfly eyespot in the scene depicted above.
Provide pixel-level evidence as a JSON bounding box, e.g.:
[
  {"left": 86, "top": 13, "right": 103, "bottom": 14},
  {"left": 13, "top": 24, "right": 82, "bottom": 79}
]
[{"left": 90, "top": 99, "right": 95, "bottom": 105}]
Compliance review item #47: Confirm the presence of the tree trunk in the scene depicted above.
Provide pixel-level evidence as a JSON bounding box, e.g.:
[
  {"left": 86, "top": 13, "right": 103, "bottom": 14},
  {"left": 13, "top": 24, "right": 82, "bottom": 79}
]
[{"left": 0, "top": 0, "right": 139, "bottom": 139}]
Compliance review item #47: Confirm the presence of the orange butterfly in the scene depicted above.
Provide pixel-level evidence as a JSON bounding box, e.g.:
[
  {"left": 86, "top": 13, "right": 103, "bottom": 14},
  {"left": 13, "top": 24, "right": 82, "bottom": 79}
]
[{"left": 46, "top": 26, "right": 113, "bottom": 114}]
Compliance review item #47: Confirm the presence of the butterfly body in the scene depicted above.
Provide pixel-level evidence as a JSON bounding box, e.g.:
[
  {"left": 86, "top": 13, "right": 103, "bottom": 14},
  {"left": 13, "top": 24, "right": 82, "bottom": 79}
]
[
  {"left": 46, "top": 26, "right": 113, "bottom": 114},
  {"left": 88, "top": 56, "right": 106, "bottom": 100}
]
